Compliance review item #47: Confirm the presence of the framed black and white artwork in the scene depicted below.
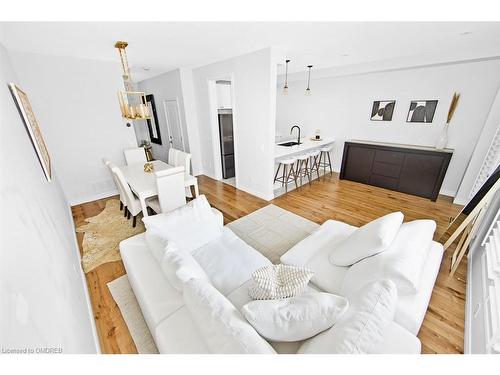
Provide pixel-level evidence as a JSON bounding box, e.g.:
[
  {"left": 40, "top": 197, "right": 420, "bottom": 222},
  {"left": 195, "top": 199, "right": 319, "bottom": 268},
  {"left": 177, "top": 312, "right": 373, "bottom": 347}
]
[
  {"left": 145, "top": 94, "right": 162, "bottom": 145},
  {"left": 406, "top": 100, "right": 438, "bottom": 123},
  {"left": 370, "top": 100, "right": 395, "bottom": 121}
]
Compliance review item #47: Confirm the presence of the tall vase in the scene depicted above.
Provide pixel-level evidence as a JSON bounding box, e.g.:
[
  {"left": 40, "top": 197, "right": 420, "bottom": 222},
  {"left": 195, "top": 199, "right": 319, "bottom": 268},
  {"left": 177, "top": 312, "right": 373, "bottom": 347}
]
[{"left": 435, "top": 123, "right": 449, "bottom": 150}]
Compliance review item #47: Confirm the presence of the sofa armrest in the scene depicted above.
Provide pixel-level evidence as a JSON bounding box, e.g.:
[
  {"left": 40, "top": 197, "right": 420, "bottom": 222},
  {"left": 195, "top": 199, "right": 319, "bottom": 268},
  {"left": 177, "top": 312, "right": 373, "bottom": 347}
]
[{"left": 211, "top": 208, "right": 224, "bottom": 228}]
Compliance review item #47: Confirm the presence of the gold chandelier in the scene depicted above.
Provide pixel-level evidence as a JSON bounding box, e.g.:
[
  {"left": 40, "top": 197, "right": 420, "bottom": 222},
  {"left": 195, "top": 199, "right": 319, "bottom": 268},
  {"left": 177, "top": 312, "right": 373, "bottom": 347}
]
[{"left": 115, "top": 41, "right": 150, "bottom": 120}]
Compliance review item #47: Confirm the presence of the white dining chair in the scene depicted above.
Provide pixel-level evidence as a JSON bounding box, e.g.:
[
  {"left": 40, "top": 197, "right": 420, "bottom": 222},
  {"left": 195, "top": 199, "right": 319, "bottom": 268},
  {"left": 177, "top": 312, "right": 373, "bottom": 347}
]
[
  {"left": 102, "top": 158, "right": 127, "bottom": 215},
  {"left": 124, "top": 147, "right": 147, "bottom": 165},
  {"left": 168, "top": 148, "right": 199, "bottom": 198},
  {"left": 111, "top": 166, "right": 143, "bottom": 227},
  {"left": 146, "top": 166, "right": 186, "bottom": 215}
]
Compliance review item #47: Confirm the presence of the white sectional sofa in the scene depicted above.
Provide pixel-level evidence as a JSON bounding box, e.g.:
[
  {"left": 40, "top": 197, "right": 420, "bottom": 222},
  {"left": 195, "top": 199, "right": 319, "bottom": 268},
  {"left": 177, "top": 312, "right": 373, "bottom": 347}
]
[{"left": 119, "top": 200, "right": 442, "bottom": 354}]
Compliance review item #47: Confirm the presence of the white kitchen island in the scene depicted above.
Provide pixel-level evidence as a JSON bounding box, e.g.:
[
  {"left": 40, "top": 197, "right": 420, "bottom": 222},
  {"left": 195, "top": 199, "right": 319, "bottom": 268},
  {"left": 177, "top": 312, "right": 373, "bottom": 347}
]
[
  {"left": 275, "top": 137, "right": 335, "bottom": 159},
  {"left": 274, "top": 137, "right": 335, "bottom": 197}
]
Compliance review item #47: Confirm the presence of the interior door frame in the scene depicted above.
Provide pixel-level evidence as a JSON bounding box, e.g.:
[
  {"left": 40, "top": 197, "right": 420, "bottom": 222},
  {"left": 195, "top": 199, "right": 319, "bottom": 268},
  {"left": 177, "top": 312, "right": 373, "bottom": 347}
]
[
  {"left": 207, "top": 74, "right": 237, "bottom": 183},
  {"left": 162, "top": 97, "right": 186, "bottom": 152}
]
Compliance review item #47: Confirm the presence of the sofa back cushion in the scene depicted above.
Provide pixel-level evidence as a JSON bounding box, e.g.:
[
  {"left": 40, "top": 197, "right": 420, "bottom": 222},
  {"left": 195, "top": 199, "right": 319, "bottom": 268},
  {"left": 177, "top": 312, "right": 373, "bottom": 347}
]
[
  {"left": 329, "top": 212, "right": 404, "bottom": 266},
  {"left": 298, "top": 280, "right": 398, "bottom": 354},
  {"left": 142, "top": 195, "right": 222, "bottom": 254},
  {"left": 242, "top": 292, "right": 349, "bottom": 342},
  {"left": 340, "top": 220, "right": 436, "bottom": 296},
  {"left": 183, "top": 278, "right": 276, "bottom": 354}
]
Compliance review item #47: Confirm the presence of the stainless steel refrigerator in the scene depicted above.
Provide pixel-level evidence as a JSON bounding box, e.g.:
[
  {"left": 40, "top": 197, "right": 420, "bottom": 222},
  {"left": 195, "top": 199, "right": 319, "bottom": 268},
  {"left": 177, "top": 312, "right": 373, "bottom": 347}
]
[{"left": 218, "top": 109, "right": 235, "bottom": 179}]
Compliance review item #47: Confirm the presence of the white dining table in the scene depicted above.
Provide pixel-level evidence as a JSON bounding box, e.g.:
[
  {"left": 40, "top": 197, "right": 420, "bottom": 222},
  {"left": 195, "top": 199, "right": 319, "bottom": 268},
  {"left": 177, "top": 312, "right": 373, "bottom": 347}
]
[{"left": 119, "top": 160, "right": 173, "bottom": 218}]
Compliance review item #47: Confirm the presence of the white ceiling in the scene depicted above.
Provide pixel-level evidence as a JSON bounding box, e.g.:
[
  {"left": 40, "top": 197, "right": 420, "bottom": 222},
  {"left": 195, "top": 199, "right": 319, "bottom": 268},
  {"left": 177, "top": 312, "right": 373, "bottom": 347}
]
[{"left": 1, "top": 22, "right": 500, "bottom": 81}]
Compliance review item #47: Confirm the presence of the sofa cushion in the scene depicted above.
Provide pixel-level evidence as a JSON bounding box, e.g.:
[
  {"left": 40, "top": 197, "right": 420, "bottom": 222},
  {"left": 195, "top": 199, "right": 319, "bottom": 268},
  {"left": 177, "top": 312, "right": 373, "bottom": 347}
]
[
  {"left": 192, "top": 227, "right": 271, "bottom": 295},
  {"left": 395, "top": 241, "right": 444, "bottom": 334},
  {"left": 154, "top": 306, "right": 210, "bottom": 354},
  {"left": 145, "top": 207, "right": 224, "bottom": 263},
  {"left": 329, "top": 212, "right": 404, "bottom": 266},
  {"left": 249, "top": 264, "right": 314, "bottom": 300},
  {"left": 280, "top": 220, "right": 354, "bottom": 294},
  {"left": 142, "top": 195, "right": 222, "bottom": 253},
  {"left": 119, "top": 234, "right": 183, "bottom": 331},
  {"left": 161, "top": 242, "right": 211, "bottom": 292},
  {"left": 242, "top": 292, "right": 349, "bottom": 342},
  {"left": 298, "top": 280, "right": 398, "bottom": 354},
  {"left": 341, "top": 220, "right": 437, "bottom": 297},
  {"left": 183, "top": 278, "right": 276, "bottom": 354}
]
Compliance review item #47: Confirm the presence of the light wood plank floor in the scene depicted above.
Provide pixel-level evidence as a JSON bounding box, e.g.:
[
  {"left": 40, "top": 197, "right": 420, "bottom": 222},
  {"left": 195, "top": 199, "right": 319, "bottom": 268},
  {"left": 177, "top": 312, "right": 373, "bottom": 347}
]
[{"left": 72, "top": 172, "right": 465, "bottom": 354}]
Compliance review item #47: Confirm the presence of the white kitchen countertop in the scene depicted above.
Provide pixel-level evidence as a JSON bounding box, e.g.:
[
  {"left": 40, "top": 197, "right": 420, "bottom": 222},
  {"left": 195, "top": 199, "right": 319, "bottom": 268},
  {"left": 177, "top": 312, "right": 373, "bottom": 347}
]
[{"left": 275, "top": 137, "right": 335, "bottom": 159}]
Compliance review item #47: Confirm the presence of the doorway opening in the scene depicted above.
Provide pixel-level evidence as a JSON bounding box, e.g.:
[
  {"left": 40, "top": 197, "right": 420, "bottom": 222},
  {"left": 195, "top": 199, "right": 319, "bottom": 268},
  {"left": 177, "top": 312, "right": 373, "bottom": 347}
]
[
  {"left": 163, "top": 97, "right": 186, "bottom": 154},
  {"left": 208, "top": 78, "right": 236, "bottom": 187}
]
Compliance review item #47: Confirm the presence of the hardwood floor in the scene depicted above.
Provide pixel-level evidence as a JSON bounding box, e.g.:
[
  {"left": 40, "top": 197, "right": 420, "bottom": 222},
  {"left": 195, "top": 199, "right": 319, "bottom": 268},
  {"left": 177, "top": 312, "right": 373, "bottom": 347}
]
[{"left": 71, "top": 172, "right": 465, "bottom": 354}]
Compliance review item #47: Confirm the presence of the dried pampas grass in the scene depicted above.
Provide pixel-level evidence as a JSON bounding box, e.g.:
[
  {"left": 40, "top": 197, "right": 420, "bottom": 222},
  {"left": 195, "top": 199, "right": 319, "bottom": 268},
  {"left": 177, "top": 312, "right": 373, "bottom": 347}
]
[{"left": 447, "top": 92, "right": 460, "bottom": 124}]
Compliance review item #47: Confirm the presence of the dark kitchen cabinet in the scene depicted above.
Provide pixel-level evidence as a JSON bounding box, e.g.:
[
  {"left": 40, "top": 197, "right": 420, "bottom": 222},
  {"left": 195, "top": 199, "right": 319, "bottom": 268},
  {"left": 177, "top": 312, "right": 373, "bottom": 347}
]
[{"left": 340, "top": 141, "right": 453, "bottom": 201}]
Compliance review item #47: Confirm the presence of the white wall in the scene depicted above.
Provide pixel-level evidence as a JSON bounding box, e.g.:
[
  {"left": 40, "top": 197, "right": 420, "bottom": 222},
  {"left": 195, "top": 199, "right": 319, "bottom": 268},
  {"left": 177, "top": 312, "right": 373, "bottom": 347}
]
[
  {"left": 0, "top": 44, "right": 98, "bottom": 353},
  {"left": 179, "top": 67, "right": 203, "bottom": 175},
  {"left": 276, "top": 59, "right": 500, "bottom": 197},
  {"left": 190, "top": 48, "right": 278, "bottom": 200},
  {"left": 9, "top": 51, "right": 138, "bottom": 205},
  {"left": 137, "top": 69, "right": 190, "bottom": 161}
]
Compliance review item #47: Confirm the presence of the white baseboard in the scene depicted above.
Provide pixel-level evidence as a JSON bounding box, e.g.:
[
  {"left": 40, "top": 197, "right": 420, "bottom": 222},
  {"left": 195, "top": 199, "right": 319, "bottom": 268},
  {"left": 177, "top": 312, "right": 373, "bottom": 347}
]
[
  {"left": 438, "top": 189, "right": 457, "bottom": 199},
  {"left": 68, "top": 189, "right": 118, "bottom": 207},
  {"left": 237, "top": 183, "right": 274, "bottom": 201}
]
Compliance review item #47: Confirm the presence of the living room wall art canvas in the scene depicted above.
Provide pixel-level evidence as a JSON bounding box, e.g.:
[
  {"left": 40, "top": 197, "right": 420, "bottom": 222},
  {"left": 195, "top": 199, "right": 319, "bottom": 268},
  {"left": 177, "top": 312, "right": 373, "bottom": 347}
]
[
  {"left": 9, "top": 83, "right": 52, "bottom": 181},
  {"left": 370, "top": 100, "right": 395, "bottom": 121},
  {"left": 407, "top": 100, "right": 438, "bottom": 123}
]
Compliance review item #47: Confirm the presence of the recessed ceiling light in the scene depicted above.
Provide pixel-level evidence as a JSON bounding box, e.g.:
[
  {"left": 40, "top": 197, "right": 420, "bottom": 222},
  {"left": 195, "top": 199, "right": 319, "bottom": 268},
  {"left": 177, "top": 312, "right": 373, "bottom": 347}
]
[
  {"left": 142, "top": 66, "right": 151, "bottom": 71},
  {"left": 460, "top": 31, "right": 472, "bottom": 36}
]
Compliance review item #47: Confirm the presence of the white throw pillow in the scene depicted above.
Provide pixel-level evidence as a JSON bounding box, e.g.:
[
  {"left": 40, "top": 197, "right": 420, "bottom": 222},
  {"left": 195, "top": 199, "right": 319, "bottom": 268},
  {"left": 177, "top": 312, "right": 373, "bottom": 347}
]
[
  {"left": 183, "top": 278, "right": 276, "bottom": 354},
  {"left": 341, "top": 220, "right": 437, "bottom": 296},
  {"left": 161, "top": 242, "right": 210, "bottom": 292},
  {"left": 192, "top": 227, "right": 272, "bottom": 295},
  {"left": 298, "top": 280, "right": 398, "bottom": 354},
  {"left": 329, "top": 212, "right": 404, "bottom": 266},
  {"left": 242, "top": 292, "right": 349, "bottom": 342},
  {"left": 281, "top": 220, "right": 355, "bottom": 294},
  {"left": 142, "top": 195, "right": 222, "bottom": 253},
  {"left": 249, "top": 264, "right": 314, "bottom": 300}
]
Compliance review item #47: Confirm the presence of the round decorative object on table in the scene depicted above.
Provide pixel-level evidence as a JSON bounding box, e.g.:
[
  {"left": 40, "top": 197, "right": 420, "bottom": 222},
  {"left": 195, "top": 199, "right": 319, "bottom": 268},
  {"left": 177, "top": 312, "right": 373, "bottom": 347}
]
[{"left": 144, "top": 162, "right": 154, "bottom": 173}]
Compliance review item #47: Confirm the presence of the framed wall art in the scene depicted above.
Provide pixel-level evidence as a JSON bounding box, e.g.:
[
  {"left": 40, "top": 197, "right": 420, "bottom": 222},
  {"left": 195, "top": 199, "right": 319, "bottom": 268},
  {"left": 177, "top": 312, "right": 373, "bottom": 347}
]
[
  {"left": 407, "top": 100, "right": 438, "bottom": 123},
  {"left": 370, "top": 100, "right": 395, "bottom": 121},
  {"left": 9, "top": 83, "right": 52, "bottom": 181},
  {"left": 145, "top": 94, "right": 162, "bottom": 145}
]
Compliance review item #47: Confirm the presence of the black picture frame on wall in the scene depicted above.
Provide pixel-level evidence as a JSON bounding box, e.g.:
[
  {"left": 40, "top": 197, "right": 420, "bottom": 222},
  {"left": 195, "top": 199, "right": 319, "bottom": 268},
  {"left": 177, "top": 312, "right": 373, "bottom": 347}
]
[
  {"left": 406, "top": 100, "right": 438, "bottom": 123},
  {"left": 145, "top": 94, "right": 162, "bottom": 145},
  {"left": 370, "top": 100, "right": 395, "bottom": 121}
]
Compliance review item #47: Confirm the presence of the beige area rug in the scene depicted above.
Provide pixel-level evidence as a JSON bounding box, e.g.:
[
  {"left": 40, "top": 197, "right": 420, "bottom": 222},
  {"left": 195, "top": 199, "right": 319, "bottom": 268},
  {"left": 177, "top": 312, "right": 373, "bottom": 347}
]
[
  {"left": 76, "top": 199, "right": 145, "bottom": 273},
  {"left": 227, "top": 204, "right": 319, "bottom": 263},
  {"left": 107, "top": 204, "right": 319, "bottom": 353},
  {"left": 107, "top": 275, "right": 159, "bottom": 354}
]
